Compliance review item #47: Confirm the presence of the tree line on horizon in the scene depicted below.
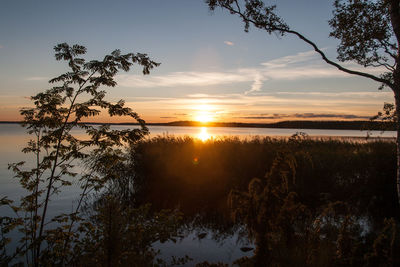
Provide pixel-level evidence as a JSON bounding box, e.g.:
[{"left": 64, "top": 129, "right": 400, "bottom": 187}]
[{"left": 3, "top": 0, "right": 400, "bottom": 265}]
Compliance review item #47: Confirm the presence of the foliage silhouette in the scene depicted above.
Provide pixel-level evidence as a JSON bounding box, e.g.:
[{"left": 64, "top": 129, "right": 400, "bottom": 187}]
[
  {"left": 206, "top": 0, "right": 400, "bottom": 208},
  {"left": 71, "top": 196, "right": 185, "bottom": 267},
  {"left": 227, "top": 152, "right": 400, "bottom": 266},
  {"left": 131, "top": 136, "right": 398, "bottom": 223},
  {"left": 228, "top": 152, "right": 310, "bottom": 265},
  {"left": 1, "top": 43, "right": 162, "bottom": 266}
]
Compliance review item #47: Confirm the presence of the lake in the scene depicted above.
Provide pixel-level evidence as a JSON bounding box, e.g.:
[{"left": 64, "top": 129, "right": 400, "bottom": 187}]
[
  {"left": 1, "top": 122, "right": 394, "bottom": 199},
  {"left": 0, "top": 123, "right": 396, "bottom": 265}
]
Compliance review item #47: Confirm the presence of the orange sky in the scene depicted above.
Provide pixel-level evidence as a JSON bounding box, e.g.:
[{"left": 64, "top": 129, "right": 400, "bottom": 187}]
[{"left": 0, "top": 1, "right": 394, "bottom": 124}]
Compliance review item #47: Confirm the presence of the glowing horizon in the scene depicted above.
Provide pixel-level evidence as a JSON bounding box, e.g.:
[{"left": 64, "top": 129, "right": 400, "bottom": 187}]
[{"left": 0, "top": 1, "right": 394, "bottom": 124}]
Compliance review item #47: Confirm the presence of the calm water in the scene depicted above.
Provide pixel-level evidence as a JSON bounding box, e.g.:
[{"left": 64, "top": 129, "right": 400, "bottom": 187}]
[
  {"left": 0, "top": 123, "right": 395, "bottom": 264},
  {"left": 1, "top": 122, "right": 394, "bottom": 197},
  {"left": 144, "top": 124, "right": 396, "bottom": 139}
]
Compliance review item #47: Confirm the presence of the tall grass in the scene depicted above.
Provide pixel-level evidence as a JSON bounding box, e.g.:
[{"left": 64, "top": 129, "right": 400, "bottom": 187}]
[
  {"left": 130, "top": 135, "right": 398, "bottom": 223},
  {"left": 127, "top": 135, "right": 400, "bottom": 265}
]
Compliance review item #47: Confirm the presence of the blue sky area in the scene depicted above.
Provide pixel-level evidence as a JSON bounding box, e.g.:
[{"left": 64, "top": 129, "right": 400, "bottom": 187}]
[{"left": 0, "top": 0, "right": 393, "bottom": 123}]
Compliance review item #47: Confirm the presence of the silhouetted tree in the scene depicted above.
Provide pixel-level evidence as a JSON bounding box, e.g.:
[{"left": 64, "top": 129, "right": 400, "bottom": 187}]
[
  {"left": 206, "top": 0, "right": 400, "bottom": 208},
  {"left": 3, "top": 43, "right": 159, "bottom": 266}
]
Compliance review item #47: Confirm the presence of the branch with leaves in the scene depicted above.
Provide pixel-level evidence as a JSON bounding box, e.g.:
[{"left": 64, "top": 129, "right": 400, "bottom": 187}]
[
  {"left": 206, "top": 0, "right": 395, "bottom": 88},
  {"left": 206, "top": 0, "right": 400, "bottom": 208},
  {"left": 3, "top": 43, "right": 159, "bottom": 266}
]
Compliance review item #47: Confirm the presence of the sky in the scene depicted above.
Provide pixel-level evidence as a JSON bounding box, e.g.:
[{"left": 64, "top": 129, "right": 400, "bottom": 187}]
[{"left": 0, "top": 0, "right": 394, "bottom": 123}]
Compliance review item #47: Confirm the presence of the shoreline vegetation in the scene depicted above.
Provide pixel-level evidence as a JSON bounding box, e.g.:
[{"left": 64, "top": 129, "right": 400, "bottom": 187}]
[
  {"left": 130, "top": 135, "right": 400, "bottom": 265},
  {"left": 3, "top": 134, "right": 400, "bottom": 265},
  {"left": 0, "top": 120, "right": 396, "bottom": 131},
  {"left": 2, "top": 42, "right": 399, "bottom": 265}
]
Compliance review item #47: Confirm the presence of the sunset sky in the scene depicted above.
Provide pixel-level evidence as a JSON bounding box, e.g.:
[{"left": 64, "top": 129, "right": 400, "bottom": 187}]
[{"left": 0, "top": 0, "right": 393, "bottom": 123}]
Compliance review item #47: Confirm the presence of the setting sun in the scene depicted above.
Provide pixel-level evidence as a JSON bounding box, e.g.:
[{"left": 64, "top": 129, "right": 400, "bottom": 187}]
[
  {"left": 194, "top": 104, "right": 215, "bottom": 123},
  {"left": 195, "top": 112, "right": 213, "bottom": 123}
]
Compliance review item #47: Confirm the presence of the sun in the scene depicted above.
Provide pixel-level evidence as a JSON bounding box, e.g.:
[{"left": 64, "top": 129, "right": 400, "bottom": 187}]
[
  {"left": 195, "top": 112, "right": 213, "bottom": 123},
  {"left": 194, "top": 104, "right": 215, "bottom": 123}
]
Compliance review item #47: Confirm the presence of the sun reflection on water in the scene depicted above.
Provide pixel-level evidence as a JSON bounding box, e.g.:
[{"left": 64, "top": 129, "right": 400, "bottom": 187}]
[{"left": 197, "top": 127, "right": 211, "bottom": 141}]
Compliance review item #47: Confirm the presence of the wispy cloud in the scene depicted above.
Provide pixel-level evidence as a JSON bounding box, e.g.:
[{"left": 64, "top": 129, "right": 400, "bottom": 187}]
[
  {"left": 0, "top": 45, "right": 3, "bottom": 49},
  {"left": 293, "top": 113, "right": 371, "bottom": 119},
  {"left": 236, "top": 113, "right": 371, "bottom": 120},
  {"left": 117, "top": 71, "right": 250, "bottom": 88},
  {"left": 241, "top": 70, "right": 264, "bottom": 95},
  {"left": 123, "top": 90, "right": 391, "bottom": 107},
  {"left": 224, "top": 41, "right": 234, "bottom": 46},
  {"left": 26, "top": 76, "right": 48, "bottom": 81},
  {"left": 124, "top": 90, "right": 391, "bottom": 116},
  {"left": 186, "top": 94, "right": 233, "bottom": 99},
  {"left": 275, "top": 91, "right": 393, "bottom": 98},
  {"left": 187, "top": 94, "right": 214, "bottom": 98},
  {"left": 261, "top": 50, "right": 321, "bottom": 68},
  {"left": 117, "top": 49, "right": 387, "bottom": 95}
]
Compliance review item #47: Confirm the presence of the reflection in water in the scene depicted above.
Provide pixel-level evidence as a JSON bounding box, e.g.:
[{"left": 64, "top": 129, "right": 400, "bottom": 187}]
[{"left": 197, "top": 127, "right": 211, "bottom": 141}]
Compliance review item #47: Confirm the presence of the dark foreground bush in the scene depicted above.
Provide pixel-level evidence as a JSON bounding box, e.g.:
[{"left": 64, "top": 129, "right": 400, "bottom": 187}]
[
  {"left": 131, "top": 135, "right": 398, "bottom": 223},
  {"left": 229, "top": 152, "right": 400, "bottom": 266},
  {"left": 4, "top": 134, "right": 397, "bottom": 266}
]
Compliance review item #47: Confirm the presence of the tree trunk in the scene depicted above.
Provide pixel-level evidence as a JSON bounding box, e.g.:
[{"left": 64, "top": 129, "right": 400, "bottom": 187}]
[
  {"left": 255, "top": 230, "right": 270, "bottom": 266},
  {"left": 394, "top": 89, "right": 400, "bottom": 210}
]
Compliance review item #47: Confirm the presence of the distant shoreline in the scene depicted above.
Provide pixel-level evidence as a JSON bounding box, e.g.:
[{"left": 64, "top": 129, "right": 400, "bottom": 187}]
[{"left": 0, "top": 120, "right": 395, "bottom": 131}]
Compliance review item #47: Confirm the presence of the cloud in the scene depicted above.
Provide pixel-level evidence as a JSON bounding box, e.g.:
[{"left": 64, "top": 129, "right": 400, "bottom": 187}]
[
  {"left": 292, "top": 113, "right": 371, "bottom": 119},
  {"left": 275, "top": 91, "right": 393, "bottom": 98},
  {"left": 261, "top": 50, "right": 319, "bottom": 68},
  {"left": 237, "top": 116, "right": 283, "bottom": 119},
  {"left": 159, "top": 116, "right": 177, "bottom": 119},
  {"left": 122, "top": 91, "right": 390, "bottom": 124},
  {"left": 0, "top": 45, "right": 3, "bottom": 49},
  {"left": 187, "top": 94, "right": 221, "bottom": 98},
  {"left": 224, "top": 41, "right": 234, "bottom": 46},
  {"left": 236, "top": 113, "right": 371, "bottom": 120},
  {"left": 243, "top": 71, "right": 264, "bottom": 95},
  {"left": 125, "top": 90, "right": 391, "bottom": 109},
  {"left": 117, "top": 71, "right": 251, "bottom": 88},
  {"left": 117, "top": 49, "right": 388, "bottom": 95},
  {"left": 26, "top": 76, "right": 48, "bottom": 81}
]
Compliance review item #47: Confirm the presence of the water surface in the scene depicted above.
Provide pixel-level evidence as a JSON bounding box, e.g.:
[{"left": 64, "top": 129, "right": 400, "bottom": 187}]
[{"left": 0, "top": 123, "right": 395, "bottom": 264}]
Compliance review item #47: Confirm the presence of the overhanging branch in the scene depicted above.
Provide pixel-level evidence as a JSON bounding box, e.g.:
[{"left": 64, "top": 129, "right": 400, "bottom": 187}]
[
  {"left": 219, "top": 1, "right": 394, "bottom": 89},
  {"left": 287, "top": 29, "right": 393, "bottom": 87}
]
